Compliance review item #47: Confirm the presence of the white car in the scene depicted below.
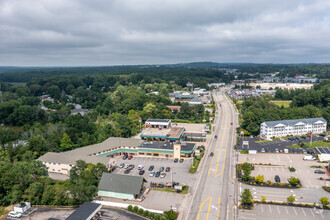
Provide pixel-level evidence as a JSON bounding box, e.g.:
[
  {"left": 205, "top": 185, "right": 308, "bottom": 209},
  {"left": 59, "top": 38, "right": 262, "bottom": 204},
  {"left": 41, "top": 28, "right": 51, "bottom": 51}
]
[
  {"left": 160, "top": 173, "right": 166, "bottom": 178},
  {"left": 138, "top": 165, "right": 144, "bottom": 170},
  {"left": 119, "top": 163, "right": 125, "bottom": 168},
  {"left": 8, "top": 211, "right": 22, "bottom": 218},
  {"left": 149, "top": 171, "right": 155, "bottom": 177}
]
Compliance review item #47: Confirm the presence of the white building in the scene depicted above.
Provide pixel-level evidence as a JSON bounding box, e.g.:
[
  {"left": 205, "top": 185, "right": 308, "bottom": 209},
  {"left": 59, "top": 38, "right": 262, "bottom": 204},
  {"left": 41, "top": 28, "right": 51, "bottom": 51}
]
[
  {"left": 260, "top": 118, "right": 327, "bottom": 140},
  {"left": 145, "top": 119, "right": 171, "bottom": 129},
  {"left": 314, "top": 147, "right": 330, "bottom": 162}
]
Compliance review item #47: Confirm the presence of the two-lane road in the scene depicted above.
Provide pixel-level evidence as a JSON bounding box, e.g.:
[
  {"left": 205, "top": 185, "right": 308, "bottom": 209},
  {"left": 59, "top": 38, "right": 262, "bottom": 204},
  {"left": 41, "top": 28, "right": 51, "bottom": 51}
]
[{"left": 184, "top": 90, "right": 238, "bottom": 220}]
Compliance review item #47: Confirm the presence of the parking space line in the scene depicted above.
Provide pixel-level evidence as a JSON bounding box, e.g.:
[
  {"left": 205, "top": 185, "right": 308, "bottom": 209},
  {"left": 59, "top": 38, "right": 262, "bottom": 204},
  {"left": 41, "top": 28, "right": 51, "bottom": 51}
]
[
  {"left": 285, "top": 206, "right": 289, "bottom": 215},
  {"left": 309, "top": 208, "right": 315, "bottom": 217},
  {"left": 277, "top": 206, "right": 280, "bottom": 214},
  {"left": 268, "top": 205, "right": 272, "bottom": 213},
  {"left": 261, "top": 204, "right": 263, "bottom": 212},
  {"left": 301, "top": 208, "right": 306, "bottom": 217},
  {"left": 293, "top": 207, "right": 297, "bottom": 215},
  {"left": 320, "top": 210, "right": 324, "bottom": 218}
]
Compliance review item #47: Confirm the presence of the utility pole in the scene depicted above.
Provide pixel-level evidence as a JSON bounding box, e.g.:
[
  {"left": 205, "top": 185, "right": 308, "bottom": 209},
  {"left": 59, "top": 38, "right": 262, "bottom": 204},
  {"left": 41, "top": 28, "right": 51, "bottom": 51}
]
[
  {"left": 171, "top": 167, "right": 173, "bottom": 189},
  {"left": 139, "top": 118, "right": 142, "bottom": 131}
]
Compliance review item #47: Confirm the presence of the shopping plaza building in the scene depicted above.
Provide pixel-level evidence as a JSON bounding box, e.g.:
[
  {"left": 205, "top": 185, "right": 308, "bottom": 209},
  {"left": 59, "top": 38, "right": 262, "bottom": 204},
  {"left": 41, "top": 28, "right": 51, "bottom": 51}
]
[{"left": 260, "top": 117, "right": 327, "bottom": 140}]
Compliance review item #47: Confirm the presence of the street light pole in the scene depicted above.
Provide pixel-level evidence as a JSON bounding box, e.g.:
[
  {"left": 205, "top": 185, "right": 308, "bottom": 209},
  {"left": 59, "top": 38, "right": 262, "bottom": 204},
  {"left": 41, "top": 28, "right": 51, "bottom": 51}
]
[{"left": 139, "top": 118, "right": 142, "bottom": 132}]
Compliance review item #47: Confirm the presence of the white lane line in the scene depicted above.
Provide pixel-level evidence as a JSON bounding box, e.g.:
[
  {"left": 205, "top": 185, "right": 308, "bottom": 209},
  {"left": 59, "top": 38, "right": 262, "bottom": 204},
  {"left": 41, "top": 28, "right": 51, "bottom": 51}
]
[
  {"left": 285, "top": 206, "right": 289, "bottom": 215},
  {"left": 268, "top": 205, "right": 272, "bottom": 213},
  {"left": 261, "top": 204, "right": 264, "bottom": 213},
  {"left": 301, "top": 208, "right": 306, "bottom": 216},
  {"left": 309, "top": 208, "right": 315, "bottom": 217},
  {"left": 320, "top": 210, "right": 324, "bottom": 218},
  {"left": 293, "top": 207, "right": 298, "bottom": 216},
  {"left": 277, "top": 206, "right": 280, "bottom": 214}
]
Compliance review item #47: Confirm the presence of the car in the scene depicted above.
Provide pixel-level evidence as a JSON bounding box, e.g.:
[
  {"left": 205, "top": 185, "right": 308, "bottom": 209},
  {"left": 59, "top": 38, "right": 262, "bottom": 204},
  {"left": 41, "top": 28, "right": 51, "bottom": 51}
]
[
  {"left": 261, "top": 148, "right": 265, "bottom": 153},
  {"left": 123, "top": 155, "right": 128, "bottom": 160},
  {"left": 315, "top": 170, "right": 326, "bottom": 174},
  {"left": 127, "top": 164, "right": 135, "bottom": 170},
  {"left": 279, "top": 149, "right": 283, "bottom": 153},
  {"left": 155, "top": 171, "right": 161, "bottom": 177},
  {"left": 148, "top": 165, "right": 154, "bottom": 171},
  {"left": 302, "top": 149, "right": 307, "bottom": 154},
  {"left": 275, "top": 148, "right": 279, "bottom": 153},
  {"left": 179, "top": 159, "right": 184, "bottom": 163},
  {"left": 300, "top": 136, "right": 306, "bottom": 139},
  {"left": 231, "top": 122, "right": 233, "bottom": 125},
  {"left": 210, "top": 152, "right": 214, "bottom": 157},
  {"left": 8, "top": 211, "right": 22, "bottom": 218},
  {"left": 160, "top": 173, "right": 166, "bottom": 178},
  {"left": 159, "top": 167, "right": 164, "bottom": 172},
  {"left": 172, "top": 182, "right": 179, "bottom": 186},
  {"left": 138, "top": 165, "right": 144, "bottom": 170},
  {"left": 174, "top": 158, "right": 178, "bottom": 163},
  {"left": 124, "top": 164, "right": 129, "bottom": 169},
  {"left": 139, "top": 170, "right": 145, "bottom": 175},
  {"left": 275, "top": 175, "right": 280, "bottom": 183},
  {"left": 124, "top": 169, "right": 131, "bottom": 174},
  {"left": 128, "top": 155, "right": 133, "bottom": 160},
  {"left": 319, "top": 133, "right": 326, "bottom": 137},
  {"left": 149, "top": 171, "right": 155, "bottom": 177},
  {"left": 119, "top": 163, "right": 125, "bottom": 168},
  {"left": 165, "top": 167, "right": 170, "bottom": 172},
  {"left": 214, "top": 135, "right": 218, "bottom": 139}
]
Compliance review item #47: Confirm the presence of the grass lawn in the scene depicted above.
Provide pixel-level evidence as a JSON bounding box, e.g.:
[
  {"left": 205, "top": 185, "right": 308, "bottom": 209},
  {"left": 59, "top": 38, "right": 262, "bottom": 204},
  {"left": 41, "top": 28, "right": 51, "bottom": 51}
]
[
  {"left": 270, "top": 100, "right": 292, "bottom": 108},
  {"left": 152, "top": 185, "right": 189, "bottom": 194},
  {"left": 255, "top": 140, "right": 272, "bottom": 143},
  {"left": 287, "top": 141, "right": 330, "bottom": 149}
]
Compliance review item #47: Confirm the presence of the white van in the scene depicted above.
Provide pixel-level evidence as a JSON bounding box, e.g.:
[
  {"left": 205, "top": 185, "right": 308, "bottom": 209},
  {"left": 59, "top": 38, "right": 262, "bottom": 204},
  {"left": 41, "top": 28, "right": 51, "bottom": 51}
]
[{"left": 303, "top": 155, "right": 315, "bottom": 161}]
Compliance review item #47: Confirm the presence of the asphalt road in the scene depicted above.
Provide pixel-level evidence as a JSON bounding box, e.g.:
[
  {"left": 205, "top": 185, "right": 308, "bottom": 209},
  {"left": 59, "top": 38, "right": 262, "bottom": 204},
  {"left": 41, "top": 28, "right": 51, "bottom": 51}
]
[{"left": 183, "top": 89, "right": 237, "bottom": 220}]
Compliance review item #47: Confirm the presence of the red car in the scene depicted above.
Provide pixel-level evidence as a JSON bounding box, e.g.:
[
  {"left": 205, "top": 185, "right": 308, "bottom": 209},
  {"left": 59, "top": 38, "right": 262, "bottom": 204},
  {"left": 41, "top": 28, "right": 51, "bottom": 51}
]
[
  {"left": 230, "top": 122, "right": 233, "bottom": 125},
  {"left": 128, "top": 155, "right": 133, "bottom": 160}
]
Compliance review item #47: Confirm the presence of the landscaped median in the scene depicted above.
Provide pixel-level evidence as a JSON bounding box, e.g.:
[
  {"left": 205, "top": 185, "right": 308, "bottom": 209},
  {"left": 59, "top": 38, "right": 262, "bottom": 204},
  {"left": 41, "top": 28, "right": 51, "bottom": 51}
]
[
  {"left": 127, "top": 205, "right": 178, "bottom": 220},
  {"left": 189, "top": 146, "right": 205, "bottom": 173},
  {"left": 152, "top": 186, "right": 189, "bottom": 194}
]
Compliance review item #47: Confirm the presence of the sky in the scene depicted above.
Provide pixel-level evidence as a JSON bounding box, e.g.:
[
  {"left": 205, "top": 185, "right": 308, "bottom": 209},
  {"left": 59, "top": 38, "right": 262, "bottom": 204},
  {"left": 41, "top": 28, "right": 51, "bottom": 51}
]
[{"left": 1, "top": 0, "right": 330, "bottom": 66}]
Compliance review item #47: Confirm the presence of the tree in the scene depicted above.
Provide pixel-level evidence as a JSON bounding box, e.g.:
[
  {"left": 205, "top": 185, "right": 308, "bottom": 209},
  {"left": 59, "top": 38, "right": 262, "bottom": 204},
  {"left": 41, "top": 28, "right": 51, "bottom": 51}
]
[
  {"left": 241, "top": 163, "right": 252, "bottom": 181},
  {"left": 241, "top": 189, "right": 253, "bottom": 205},
  {"left": 127, "top": 205, "right": 133, "bottom": 211},
  {"left": 319, "top": 197, "right": 329, "bottom": 207},
  {"left": 60, "top": 133, "right": 72, "bottom": 151},
  {"left": 261, "top": 196, "right": 266, "bottom": 202},
  {"left": 288, "top": 176, "right": 299, "bottom": 186},
  {"left": 287, "top": 195, "right": 295, "bottom": 204},
  {"left": 255, "top": 175, "right": 264, "bottom": 184},
  {"left": 28, "top": 135, "right": 47, "bottom": 156},
  {"left": 143, "top": 103, "right": 157, "bottom": 117}
]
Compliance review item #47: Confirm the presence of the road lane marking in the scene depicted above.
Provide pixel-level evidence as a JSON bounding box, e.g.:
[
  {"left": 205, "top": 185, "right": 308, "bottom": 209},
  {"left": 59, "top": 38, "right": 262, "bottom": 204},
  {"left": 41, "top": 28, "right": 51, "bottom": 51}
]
[
  {"left": 197, "top": 197, "right": 212, "bottom": 220},
  {"left": 217, "top": 197, "right": 221, "bottom": 220}
]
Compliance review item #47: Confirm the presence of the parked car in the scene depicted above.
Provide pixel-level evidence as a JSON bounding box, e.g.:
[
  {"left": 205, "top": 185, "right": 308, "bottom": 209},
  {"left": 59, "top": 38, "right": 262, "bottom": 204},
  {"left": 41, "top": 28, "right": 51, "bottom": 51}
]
[
  {"left": 300, "top": 136, "right": 306, "bottom": 139},
  {"left": 166, "top": 167, "right": 170, "bottom": 172},
  {"left": 174, "top": 158, "right": 178, "bottom": 163},
  {"left": 261, "top": 148, "right": 265, "bottom": 153},
  {"left": 210, "top": 152, "right": 214, "bottom": 157},
  {"left": 231, "top": 122, "right": 233, "bottom": 125},
  {"left": 275, "top": 175, "right": 281, "bottom": 183},
  {"left": 139, "top": 170, "right": 145, "bottom": 175},
  {"left": 279, "top": 149, "right": 283, "bottom": 153},
  {"left": 179, "top": 159, "right": 184, "bottom": 163},
  {"left": 155, "top": 171, "right": 161, "bottom": 177},
  {"left": 124, "top": 169, "right": 131, "bottom": 174},
  {"left": 319, "top": 133, "right": 326, "bottom": 137},
  {"left": 149, "top": 171, "right": 155, "bottom": 177},
  {"left": 124, "top": 164, "right": 129, "bottom": 169},
  {"left": 128, "top": 155, "right": 133, "bottom": 160},
  {"left": 159, "top": 167, "right": 165, "bottom": 172},
  {"left": 215, "top": 135, "right": 218, "bottom": 139},
  {"left": 123, "top": 155, "right": 128, "bottom": 160},
  {"left": 275, "top": 148, "right": 279, "bottom": 153},
  {"left": 172, "top": 182, "right": 180, "bottom": 186},
  {"left": 138, "top": 165, "right": 144, "bottom": 170},
  {"left": 302, "top": 149, "right": 307, "bottom": 154},
  {"left": 160, "top": 173, "right": 166, "bottom": 178},
  {"left": 127, "top": 164, "right": 135, "bottom": 170},
  {"left": 315, "top": 170, "right": 325, "bottom": 174},
  {"left": 8, "top": 211, "right": 22, "bottom": 218},
  {"left": 119, "top": 163, "right": 125, "bottom": 168},
  {"left": 148, "top": 165, "right": 154, "bottom": 171}
]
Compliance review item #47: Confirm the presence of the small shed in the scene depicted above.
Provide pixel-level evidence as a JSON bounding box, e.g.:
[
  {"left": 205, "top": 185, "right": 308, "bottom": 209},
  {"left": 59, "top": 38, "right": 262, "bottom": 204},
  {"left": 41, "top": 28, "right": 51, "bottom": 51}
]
[{"left": 98, "top": 173, "right": 146, "bottom": 200}]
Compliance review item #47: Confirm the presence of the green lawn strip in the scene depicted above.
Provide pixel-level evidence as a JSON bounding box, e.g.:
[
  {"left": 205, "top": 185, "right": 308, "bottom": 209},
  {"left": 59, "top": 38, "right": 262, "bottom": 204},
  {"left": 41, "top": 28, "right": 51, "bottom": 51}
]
[
  {"left": 287, "top": 141, "right": 330, "bottom": 149},
  {"left": 152, "top": 186, "right": 189, "bottom": 194},
  {"left": 255, "top": 140, "right": 272, "bottom": 143}
]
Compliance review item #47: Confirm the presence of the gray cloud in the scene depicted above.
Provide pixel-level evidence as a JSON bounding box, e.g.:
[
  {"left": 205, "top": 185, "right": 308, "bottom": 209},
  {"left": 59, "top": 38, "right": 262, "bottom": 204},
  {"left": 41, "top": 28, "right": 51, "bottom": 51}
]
[{"left": 0, "top": 0, "right": 330, "bottom": 66}]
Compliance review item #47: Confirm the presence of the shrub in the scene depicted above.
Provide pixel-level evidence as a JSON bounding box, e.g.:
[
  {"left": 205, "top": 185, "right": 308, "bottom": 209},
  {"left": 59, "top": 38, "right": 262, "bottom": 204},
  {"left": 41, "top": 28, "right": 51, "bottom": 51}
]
[
  {"left": 160, "top": 216, "right": 167, "bottom": 220},
  {"left": 287, "top": 195, "right": 295, "bottom": 204},
  {"left": 319, "top": 197, "right": 330, "bottom": 207},
  {"left": 289, "top": 167, "right": 296, "bottom": 172},
  {"left": 127, "top": 205, "right": 133, "bottom": 211},
  {"left": 138, "top": 208, "right": 144, "bottom": 215},
  {"left": 261, "top": 196, "right": 266, "bottom": 202},
  {"left": 251, "top": 207, "right": 254, "bottom": 210},
  {"left": 149, "top": 213, "right": 155, "bottom": 219},
  {"left": 288, "top": 177, "right": 300, "bottom": 186},
  {"left": 143, "top": 210, "right": 149, "bottom": 217},
  {"left": 255, "top": 175, "right": 264, "bottom": 184},
  {"left": 155, "top": 214, "right": 161, "bottom": 220},
  {"left": 133, "top": 206, "right": 139, "bottom": 213}
]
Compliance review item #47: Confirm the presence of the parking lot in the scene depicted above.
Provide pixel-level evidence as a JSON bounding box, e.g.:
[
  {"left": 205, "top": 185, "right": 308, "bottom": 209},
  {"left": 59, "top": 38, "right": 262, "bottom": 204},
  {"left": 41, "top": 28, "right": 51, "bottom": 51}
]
[
  {"left": 239, "top": 154, "right": 329, "bottom": 189},
  {"left": 113, "top": 157, "right": 197, "bottom": 187},
  {"left": 238, "top": 136, "right": 325, "bottom": 153},
  {"left": 239, "top": 203, "right": 330, "bottom": 220}
]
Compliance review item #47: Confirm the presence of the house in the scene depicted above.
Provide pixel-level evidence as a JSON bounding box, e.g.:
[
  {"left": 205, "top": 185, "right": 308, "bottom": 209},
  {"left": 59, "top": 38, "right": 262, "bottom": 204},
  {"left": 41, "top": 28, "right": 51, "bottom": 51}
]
[
  {"left": 98, "top": 173, "right": 146, "bottom": 200},
  {"left": 260, "top": 118, "right": 327, "bottom": 140},
  {"left": 166, "top": 105, "right": 181, "bottom": 112},
  {"left": 145, "top": 119, "right": 171, "bottom": 129},
  {"left": 66, "top": 202, "right": 102, "bottom": 220},
  {"left": 71, "top": 108, "right": 92, "bottom": 116},
  {"left": 189, "top": 97, "right": 202, "bottom": 105}
]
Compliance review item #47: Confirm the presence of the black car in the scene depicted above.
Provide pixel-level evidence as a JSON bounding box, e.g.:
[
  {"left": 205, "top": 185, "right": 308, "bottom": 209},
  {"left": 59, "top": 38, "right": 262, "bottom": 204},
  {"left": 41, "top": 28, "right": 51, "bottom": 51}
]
[
  {"left": 300, "top": 136, "right": 306, "bottom": 139},
  {"left": 148, "top": 165, "right": 154, "bottom": 171},
  {"left": 179, "top": 159, "right": 184, "bottom": 163},
  {"left": 139, "top": 170, "right": 145, "bottom": 175},
  {"left": 165, "top": 167, "right": 170, "bottom": 172},
  {"left": 172, "top": 182, "right": 179, "bottom": 186},
  {"left": 275, "top": 175, "right": 280, "bottom": 183},
  {"left": 319, "top": 133, "right": 326, "bottom": 137},
  {"left": 174, "top": 158, "right": 178, "bottom": 163},
  {"left": 214, "top": 135, "right": 218, "bottom": 139},
  {"left": 127, "top": 164, "right": 135, "bottom": 170},
  {"left": 210, "top": 152, "right": 214, "bottom": 157},
  {"left": 159, "top": 167, "right": 164, "bottom": 172},
  {"left": 155, "top": 171, "right": 161, "bottom": 177},
  {"left": 315, "top": 170, "right": 325, "bottom": 174},
  {"left": 124, "top": 169, "right": 130, "bottom": 174},
  {"left": 123, "top": 155, "right": 128, "bottom": 160}
]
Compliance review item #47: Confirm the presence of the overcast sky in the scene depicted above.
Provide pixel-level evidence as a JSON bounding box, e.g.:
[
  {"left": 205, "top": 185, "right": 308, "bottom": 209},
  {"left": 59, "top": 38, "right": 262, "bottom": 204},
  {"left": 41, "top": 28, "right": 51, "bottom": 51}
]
[{"left": 1, "top": 0, "right": 330, "bottom": 66}]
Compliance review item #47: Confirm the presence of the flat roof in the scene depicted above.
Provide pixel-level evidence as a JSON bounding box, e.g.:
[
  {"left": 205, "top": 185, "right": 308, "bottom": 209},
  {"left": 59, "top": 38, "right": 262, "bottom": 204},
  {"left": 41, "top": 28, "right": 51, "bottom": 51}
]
[
  {"left": 167, "top": 127, "right": 185, "bottom": 139},
  {"left": 139, "top": 141, "right": 195, "bottom": 152},
  {"left": 98, "top": 173, "right": 145, "bottom": 195},
  {"left": 314, "top": 147, "right": 330, "bottom": 154},
  {"left": 66, "top": 202, "right": 101, "bottom": 220},
  {"left": 146, "top": 119, "right": 171, "bottom": 123}
]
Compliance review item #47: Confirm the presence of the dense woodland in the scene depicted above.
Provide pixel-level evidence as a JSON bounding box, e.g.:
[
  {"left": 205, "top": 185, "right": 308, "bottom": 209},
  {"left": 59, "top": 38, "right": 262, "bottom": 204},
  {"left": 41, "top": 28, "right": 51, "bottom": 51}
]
[{"left": 239, "top": 80, "right": 330, "bottom": 135}]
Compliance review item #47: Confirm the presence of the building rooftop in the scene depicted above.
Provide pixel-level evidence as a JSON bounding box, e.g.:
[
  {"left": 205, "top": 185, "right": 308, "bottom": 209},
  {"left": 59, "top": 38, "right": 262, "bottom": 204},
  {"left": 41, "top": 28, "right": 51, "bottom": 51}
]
[
  {"left": 189, "top": 97, "right": 202, "bottom": 103},
  {"left": 314, "top": 147, "right": 330, "bottom": 155},
  {"left": 146, "top": 119, "right": 171, "bottom": 123},
  {"left": 66, "top": 202, "right": 101, "bottom": 220},
  {"left": 139, "top": 141, "right": 195, "bottom": 152},
  {"left": 98, "top": 173, "right": 145, "bottom": 195},
  {"left": 167, "top": 127, "right": 185, "bottom": 139},
  {"left": 262, "top": 118, "right": 326, "bottom": 127}
]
